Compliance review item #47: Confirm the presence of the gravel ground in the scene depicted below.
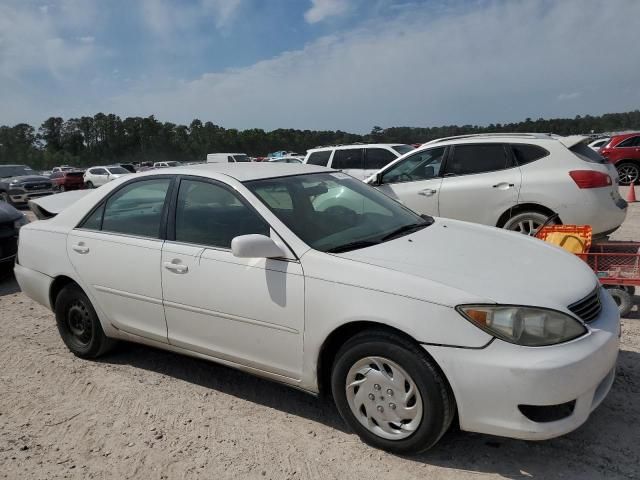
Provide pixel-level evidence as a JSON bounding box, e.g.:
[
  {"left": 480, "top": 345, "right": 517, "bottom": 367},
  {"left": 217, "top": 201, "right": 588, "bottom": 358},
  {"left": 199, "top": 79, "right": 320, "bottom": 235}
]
[{"left": 1, "top": 198, "right": 639, "bottom": 480}]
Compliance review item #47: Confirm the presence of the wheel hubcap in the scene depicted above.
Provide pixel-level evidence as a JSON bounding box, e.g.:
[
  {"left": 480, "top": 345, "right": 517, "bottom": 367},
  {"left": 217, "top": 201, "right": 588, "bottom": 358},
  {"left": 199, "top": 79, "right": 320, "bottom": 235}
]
[
  {"left": 618, "top": 165, "right": 639, "bottom": 184},
  {"left": 67, "top": 301, "right": 92, "bottom": 346},
  {"left": 345, "top": 356, "right": 423, "bottom": 440}
]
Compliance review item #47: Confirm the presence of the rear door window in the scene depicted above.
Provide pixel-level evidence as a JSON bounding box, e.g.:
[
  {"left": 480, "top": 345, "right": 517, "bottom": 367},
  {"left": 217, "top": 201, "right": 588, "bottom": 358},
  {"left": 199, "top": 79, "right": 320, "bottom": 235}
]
[
  {"left": 444, "top": 144, "right": 510, "bottom": 176},
  {"left": 332, "top": 149, "right": 363, "bottom": 170},
  {"left": 366, "top": 148, "right": 397, "bottom": 170},
  {"left": 616, "top": 136, "right": 640, "bottom": 148},
  {"left": 306, "top": 151, "right": 331, "bottom": 166}
]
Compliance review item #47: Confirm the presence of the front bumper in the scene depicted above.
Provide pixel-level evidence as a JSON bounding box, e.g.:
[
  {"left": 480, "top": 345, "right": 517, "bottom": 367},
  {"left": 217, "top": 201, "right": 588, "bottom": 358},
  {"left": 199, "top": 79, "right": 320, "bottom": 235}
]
[
  {"left": 425, "top": 289, "right": 620, "bottom": 440},
  {"left": 9, "top": 188, "right": 54, "bottom": 204}
]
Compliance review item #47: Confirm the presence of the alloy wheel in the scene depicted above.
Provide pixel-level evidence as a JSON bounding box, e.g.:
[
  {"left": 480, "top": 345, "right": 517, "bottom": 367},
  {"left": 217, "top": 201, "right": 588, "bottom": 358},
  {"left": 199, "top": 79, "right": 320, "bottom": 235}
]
[
  {"left": 345, "top": 356, "right": 423, "bottom": 440},
  {"left": 617, "top": 164, "right": 639, "bottom": 185}
]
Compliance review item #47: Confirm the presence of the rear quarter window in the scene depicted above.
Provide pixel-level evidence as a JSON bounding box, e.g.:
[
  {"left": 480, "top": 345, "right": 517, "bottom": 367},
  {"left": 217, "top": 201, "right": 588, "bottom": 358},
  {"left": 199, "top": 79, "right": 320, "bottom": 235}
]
[{"left": 511, "top": 144, "right": 549, "bottom": 165}]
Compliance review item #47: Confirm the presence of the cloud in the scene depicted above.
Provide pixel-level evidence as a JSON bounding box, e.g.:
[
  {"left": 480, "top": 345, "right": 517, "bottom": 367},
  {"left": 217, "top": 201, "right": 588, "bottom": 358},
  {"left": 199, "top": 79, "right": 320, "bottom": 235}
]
[
  {"left": 557, "top": 92, "right": 582, "bottom": 101},
  {"left": 305, "top": 0, "right": 350, "bottom": 23},
  {"left": 141, "top": 0, "right": 243, "bottom": 34},
  {"left": 107, "top": 0, "right": 640, "bottom": 132}
]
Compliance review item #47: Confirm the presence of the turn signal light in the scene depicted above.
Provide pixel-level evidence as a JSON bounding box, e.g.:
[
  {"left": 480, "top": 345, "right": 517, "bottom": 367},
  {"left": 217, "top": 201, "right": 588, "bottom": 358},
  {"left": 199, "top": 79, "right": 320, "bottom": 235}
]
[{"left": 569, "top": 170, "right": 611, "bottom": 189}]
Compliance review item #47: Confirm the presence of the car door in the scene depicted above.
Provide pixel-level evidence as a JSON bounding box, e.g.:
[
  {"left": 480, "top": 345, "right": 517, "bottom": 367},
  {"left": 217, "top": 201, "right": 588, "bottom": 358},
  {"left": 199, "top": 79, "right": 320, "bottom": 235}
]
[
  {"left": 438, "top": 143, "right": 521, "bottom": 226},
  {"left": 161, "top": 177, "right": 305, "bottom": 380},
  {"left": 92, "top": 168, "right": 109, "bottom": 186},
  {"left": 331, "top": 148, "right": 365, "bottom": 180},
  {"left": 375, "top": 146, "right": 446, "bottom": 216},
  {"left": 67, "top": 177, "right": 174, "bottom": 343}
]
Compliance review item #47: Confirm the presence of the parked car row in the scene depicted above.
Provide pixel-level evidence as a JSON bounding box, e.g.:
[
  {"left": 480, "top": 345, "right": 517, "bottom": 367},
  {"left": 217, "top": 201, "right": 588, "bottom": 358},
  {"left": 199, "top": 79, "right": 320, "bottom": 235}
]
[{"left": 599, "top": 132, "right": 640, "bottom": 185}]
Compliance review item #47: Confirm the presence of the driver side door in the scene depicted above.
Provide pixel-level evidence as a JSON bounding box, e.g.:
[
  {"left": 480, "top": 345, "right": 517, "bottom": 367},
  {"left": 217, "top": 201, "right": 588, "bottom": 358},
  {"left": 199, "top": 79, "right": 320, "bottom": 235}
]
[{"left": 375, "top": 147, "right": 447, "bottom": 216}]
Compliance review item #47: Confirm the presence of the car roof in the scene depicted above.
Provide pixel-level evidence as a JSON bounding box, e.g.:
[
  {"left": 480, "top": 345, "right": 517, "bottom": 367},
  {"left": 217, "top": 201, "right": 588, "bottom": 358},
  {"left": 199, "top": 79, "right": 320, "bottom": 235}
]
[
  {"left": 137, "top": 162, "right": 334, "bottom": 181},
  {"left": 610, "top": 132, "right": 640, "bottom": 140},
  {"left": 307, "top": 143, "right": 406, "bottom": 152}
]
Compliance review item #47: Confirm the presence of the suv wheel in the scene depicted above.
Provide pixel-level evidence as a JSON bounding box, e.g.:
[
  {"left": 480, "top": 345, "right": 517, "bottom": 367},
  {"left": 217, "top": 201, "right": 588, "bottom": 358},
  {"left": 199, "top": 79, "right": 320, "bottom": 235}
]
[
  {"left": 331, "top": 330, "right": 455, "bottom": 454},
  {"left": 503, "top": 211, "right": 551, "bottom": 235},
  {"left": 54, "top": 284, "right": 115, "bottom": 358},
  {"left": 0, "top": 192, "right": 12, "bottom": 205},
  {"left": 617, "top": 162, "right": 640, "bottom": 186}
]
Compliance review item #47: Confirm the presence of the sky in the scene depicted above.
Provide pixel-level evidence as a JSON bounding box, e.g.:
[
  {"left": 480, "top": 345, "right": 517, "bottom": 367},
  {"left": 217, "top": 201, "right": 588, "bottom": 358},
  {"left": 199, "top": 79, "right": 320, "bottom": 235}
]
[{"left": 0, "top": 0, "right": 639, "bottom": 133}]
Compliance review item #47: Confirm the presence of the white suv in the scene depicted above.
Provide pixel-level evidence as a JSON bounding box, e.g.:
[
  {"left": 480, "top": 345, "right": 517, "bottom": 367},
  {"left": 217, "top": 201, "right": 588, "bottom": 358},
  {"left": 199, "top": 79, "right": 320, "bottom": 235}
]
[
  {"left": 368, "top": 134, "right": 627, "bottom": 236},
  {"left": 83, "top": 166, "right": 130, "bottom": 188},
  {"left": 304, "top": 144, "right": 414, "bottom": 181}
]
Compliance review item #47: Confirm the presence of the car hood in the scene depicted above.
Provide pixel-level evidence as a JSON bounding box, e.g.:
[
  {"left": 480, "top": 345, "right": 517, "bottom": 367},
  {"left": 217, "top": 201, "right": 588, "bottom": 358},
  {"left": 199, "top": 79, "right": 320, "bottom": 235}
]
[
  {"left": 338, "top": 218, "right": 598, "bottom": 309},
  {"left": 0, "top": 201, "right": 22, "bottom": 222},
  {"left": 3, "top": 175, "right": 51, "bottom": 183}
]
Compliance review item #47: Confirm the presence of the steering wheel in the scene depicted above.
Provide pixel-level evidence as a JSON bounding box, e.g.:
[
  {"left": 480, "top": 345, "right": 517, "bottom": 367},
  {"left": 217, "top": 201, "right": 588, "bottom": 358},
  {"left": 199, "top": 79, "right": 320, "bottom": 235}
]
[{"left": 397, "top": 173, "right": 413, "bottom": 182}]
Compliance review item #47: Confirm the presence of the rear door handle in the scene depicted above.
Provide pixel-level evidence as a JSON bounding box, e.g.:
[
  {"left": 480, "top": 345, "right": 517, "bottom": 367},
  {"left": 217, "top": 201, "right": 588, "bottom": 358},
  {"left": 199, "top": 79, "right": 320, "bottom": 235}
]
[
  {"left": 163, "top": 261, "right": 188, "bottom": 274},
  {"left": 492, "top": 183, "right": 515, "bottom": 189},
  {"left": 418, "top": 189, "right": 437, "bottom": 196},
  {"left": 71, "top": 243, "right": 89, "bottom": 254}
]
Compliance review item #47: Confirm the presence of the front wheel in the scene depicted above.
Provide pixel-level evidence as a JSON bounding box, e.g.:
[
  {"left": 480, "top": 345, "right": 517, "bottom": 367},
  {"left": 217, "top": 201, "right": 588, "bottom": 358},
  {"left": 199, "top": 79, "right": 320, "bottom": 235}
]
[
  {"left": 0, "top": 192, "right": 13, "bottom": 205},
  {"left": 85, "top": 181, "right": 94, "bottom": 189},
  {"left": 54, "top": 284, "right": 115, "bottom": 358},
  {"left": 331, "top": 330, "right": 455, "bottom": 454}
]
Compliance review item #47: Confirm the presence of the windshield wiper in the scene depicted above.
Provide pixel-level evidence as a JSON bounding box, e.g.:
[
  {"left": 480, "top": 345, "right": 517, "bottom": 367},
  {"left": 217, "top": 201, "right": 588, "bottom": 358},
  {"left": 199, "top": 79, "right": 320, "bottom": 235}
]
[
  {"left": 381, "top": 218, "right": 433, "bottom": 242},
  {"left": 326, "top": 239, "right": 381, "bottom": 253}
]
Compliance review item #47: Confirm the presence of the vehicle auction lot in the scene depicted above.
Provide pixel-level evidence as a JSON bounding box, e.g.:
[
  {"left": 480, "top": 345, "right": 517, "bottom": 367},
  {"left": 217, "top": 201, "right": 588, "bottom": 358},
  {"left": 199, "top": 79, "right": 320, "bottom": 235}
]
[{"left": 1, "top": 199, "right": 639, "bottom": 480}]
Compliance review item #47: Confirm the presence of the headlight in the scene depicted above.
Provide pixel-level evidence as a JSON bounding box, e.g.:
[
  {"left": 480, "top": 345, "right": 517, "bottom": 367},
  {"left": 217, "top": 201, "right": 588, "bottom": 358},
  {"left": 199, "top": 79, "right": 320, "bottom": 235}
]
[
  {"left": 9, "top": 180, "right": 24, "bottom": 187},
  {"left": 14, "top": 216, "right": 29, "bottom": 230},
  {"left": 456, "top": 305, "right": 587, "bottom": 346}
]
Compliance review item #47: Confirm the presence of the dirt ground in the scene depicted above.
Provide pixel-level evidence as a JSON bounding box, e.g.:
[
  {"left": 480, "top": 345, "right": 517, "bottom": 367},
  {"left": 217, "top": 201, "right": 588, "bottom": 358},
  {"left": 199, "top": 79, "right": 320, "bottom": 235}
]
[{"left": 1, "top": 199, "right": 639, "bottom": 480}]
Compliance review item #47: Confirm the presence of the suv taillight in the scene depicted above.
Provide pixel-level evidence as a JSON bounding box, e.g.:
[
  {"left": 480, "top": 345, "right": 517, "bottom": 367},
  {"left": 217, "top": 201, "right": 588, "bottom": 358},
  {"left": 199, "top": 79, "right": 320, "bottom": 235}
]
[{"left": 569, "top": 170, "right": 612, "bottom": 189}]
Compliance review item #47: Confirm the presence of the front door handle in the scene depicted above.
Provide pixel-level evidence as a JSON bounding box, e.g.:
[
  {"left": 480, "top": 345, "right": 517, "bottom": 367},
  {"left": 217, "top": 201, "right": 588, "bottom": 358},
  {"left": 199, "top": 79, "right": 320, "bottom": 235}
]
[
  {"left": 418, "top": 189, "right": 437, "bottom": 196},
  {"left": 492, "top": 182, "right": 515, "bottom": 189},
  {"left": 163, "top": 261, "right": 188, "bottom": 274},
  {"left": 71, "top": 243, "right": 89, "bottom": 254}
]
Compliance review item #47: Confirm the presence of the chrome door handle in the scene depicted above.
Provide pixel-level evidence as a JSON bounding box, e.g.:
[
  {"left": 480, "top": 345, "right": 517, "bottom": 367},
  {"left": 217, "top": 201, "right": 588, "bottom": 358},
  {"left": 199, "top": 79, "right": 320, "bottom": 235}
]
[
  {"left": 72, "top": 243, "right": 89, "bottom": 254},
  {"left": 418, "top": 189, "right": 437, "bottom": 196},
  {"left": 163, "top": 261, "right": 188, "bottom": 274},
  {"left": 492, "top": 183, "right": 515, "bottom": 189}
]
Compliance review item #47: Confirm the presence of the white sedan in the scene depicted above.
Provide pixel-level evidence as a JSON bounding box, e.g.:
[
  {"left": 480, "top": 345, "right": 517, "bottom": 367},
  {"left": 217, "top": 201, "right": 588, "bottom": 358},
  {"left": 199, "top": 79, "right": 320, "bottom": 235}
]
[{"left": 15, "top": 163, "right": 619, "bottom": 453}]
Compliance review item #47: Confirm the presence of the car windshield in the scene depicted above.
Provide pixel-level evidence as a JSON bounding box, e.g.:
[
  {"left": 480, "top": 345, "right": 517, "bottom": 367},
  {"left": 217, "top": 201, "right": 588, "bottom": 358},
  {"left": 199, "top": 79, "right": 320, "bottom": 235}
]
[
  {"left": 245, "top": 172, "right": 431, "bottom": 253},
  {"left": 392, "top": 145, "right": 415, "bottom": 155},
  {"left": 0, "top": 165, "right": 34, "bottom": 178},
  {"left": 233, "top": 155, "right": 250, "bottom": 162},
  {"left": 107, "top": 167, "right": 128, "bottom": 174}
]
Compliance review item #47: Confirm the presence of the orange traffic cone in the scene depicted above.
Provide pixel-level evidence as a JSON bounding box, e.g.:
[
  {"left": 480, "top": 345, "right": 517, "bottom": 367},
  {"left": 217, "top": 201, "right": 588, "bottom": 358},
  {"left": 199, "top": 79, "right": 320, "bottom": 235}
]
[{"left": 627, "top": 181, "right": 637, "bottom": 203}]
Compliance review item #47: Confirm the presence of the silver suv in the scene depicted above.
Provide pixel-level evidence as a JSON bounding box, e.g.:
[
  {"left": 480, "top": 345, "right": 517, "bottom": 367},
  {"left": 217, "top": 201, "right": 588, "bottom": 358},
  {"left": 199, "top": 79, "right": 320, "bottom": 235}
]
[
  {"left": 304, "top": 144, "right": 414, "bottom": 181},
  {"left": 368, "top": 134, "right": 627, "bottom": 236}
]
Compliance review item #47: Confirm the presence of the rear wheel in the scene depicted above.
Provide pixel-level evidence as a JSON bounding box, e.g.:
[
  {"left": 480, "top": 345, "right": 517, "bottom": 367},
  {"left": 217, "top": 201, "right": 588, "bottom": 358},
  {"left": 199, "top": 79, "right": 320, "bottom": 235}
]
[
  {"left": 59, "top": 184, "right": 66, "bottom": 192},
  {"left": 605, "top": 287, "right": 634, "bottom": 317},
  {"left": 54, "top": 284, "right": 114, "bottom": 358},
  {"left": 331, "top": 330, "right": 455, "bottom": 454},
  {"left": 503, "top": 211, "right": 551, "bottom": 235},
  {"left": 617, "top": 162, "right": 640, "bottom": 186}
]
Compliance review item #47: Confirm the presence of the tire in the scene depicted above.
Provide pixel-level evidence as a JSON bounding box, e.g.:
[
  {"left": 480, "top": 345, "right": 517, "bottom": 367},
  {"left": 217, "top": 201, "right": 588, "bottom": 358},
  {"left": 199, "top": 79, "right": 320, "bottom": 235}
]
[
  {"left": 0, "top": 191, "right": 13, "bottom": 205},
  {"left": 59, "top": 185, "right": 66, "bottom": 192},
  {"left": 54, "top": 284, "right": 115, "bottom": 358},
  {"left": 85, "top": 181, "right": 94, "bottom": 189},
  {"left": 330, "top": 330, "right": 455, "bottom": 454},
  {"left": 503, "top": 211, "right": 552, "bottom": 235},
  {"left": 606, "top": 287, "right": 633, "bottom": 317},
  {"left": 616, "top": 162, "right": 640, "bottom": 186}
]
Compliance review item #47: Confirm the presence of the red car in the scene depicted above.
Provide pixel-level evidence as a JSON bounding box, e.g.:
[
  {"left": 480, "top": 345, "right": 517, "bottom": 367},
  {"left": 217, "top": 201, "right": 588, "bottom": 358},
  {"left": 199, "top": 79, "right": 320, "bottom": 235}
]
[
  {"left": 50, "top": 170, "right": 86, "bottom": 191},
  {"left": 599, "top": 132, "right": 640, "bottom": 185}
]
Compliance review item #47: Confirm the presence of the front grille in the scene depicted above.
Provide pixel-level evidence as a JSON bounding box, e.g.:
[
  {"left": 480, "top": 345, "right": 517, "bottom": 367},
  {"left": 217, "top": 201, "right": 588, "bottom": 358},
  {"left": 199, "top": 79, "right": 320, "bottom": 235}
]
[
  {"left": 24, "top": 182, "right": 52, "bottom": 191},
  {"left": 568, "top": 288, "right": 602, "bottom": 323}
]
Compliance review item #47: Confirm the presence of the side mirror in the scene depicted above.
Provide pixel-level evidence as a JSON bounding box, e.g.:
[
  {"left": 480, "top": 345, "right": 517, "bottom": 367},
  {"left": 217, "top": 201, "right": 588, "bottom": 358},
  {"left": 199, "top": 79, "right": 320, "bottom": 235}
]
[
  {"left": 231, "top": 234, "right": 285, "bottom": 259},
  {"left": 369, "top": 172, "right": 383, "bottom": 186}
]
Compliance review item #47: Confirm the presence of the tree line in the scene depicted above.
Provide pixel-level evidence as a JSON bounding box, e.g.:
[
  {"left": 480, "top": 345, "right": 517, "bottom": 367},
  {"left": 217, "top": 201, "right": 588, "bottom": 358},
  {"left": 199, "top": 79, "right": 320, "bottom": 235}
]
[{"left": 1, "top": 110, "right": 639, "bottom": 170}]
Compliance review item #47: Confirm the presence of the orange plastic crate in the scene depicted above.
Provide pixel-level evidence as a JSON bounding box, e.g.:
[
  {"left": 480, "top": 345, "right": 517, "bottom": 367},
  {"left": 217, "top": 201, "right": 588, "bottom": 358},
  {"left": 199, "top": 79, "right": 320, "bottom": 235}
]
[{"left": 535, "top": 225, "right": 592, "bottom": 254}]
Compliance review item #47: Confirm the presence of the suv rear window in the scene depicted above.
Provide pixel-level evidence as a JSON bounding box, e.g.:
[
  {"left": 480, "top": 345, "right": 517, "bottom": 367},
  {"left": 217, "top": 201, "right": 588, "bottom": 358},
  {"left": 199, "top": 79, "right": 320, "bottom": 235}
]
[
  {"left": 332, "top": 149, "right": 363, "bottom": 170},
  {"left": 511, "top": 144, "right": 549, "bottom": 165},
  {"left": 306, "top": 151, "right": 331, "bottom": 166},
  {"left": 570, "top": 143, "right": 606, "bottom": 164},
  {"left": 445, "top": 144, "right": 509, "bottom": 176}
]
